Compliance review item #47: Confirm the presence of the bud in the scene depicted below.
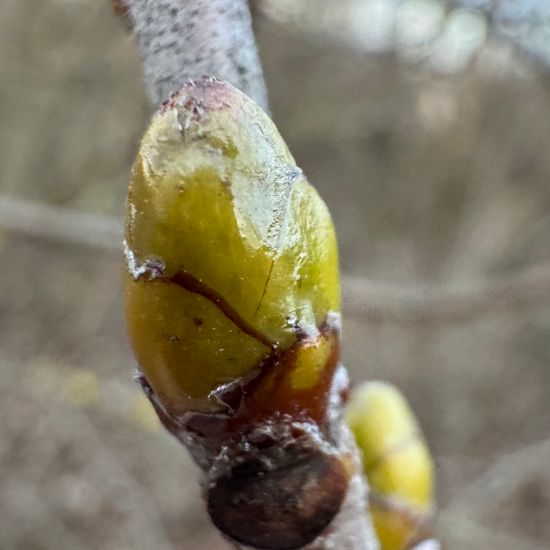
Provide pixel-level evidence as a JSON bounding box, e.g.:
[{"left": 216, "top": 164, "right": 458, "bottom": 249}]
[
  {"left": 124, "top": 78, "right": 346, "bottom": 549},
  {"left": 346, "top": 382, "right": 435, "bottom": 550}
]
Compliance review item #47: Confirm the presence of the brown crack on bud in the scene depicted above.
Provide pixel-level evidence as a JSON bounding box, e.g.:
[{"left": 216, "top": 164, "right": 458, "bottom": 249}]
[
  {"left": 131, "top": 259, "right": 277, "bottom": 351},
  {"left": 179, "top": 322, "right": 343, "bottom": 457}
]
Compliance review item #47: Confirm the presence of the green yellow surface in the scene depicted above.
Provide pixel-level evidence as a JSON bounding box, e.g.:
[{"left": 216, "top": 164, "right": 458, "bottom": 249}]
[
  {"left": 124, "top": 79, "right": 341, "bottom": 415},
  {"left": 346, "top": 381, "right": 435, "bottom": 549}
]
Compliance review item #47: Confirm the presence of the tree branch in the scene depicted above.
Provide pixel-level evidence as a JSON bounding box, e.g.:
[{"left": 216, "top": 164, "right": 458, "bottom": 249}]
[
  {"left": 120, "top": 3, "right": 376, "bottom": 549},
  {"left": 1, "top": 195, "right": 548, "bottom": 326},
  {"left": 126, "top": 0, "right": 269, "bottom": 110},
  {"left": 343, "top": 265, "right": 550, "bottom": 324}
]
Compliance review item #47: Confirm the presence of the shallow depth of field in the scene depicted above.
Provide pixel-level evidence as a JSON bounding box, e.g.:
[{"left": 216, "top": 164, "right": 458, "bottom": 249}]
[{"left": 1, "top": 1, "right": 550, "bottom": 549}]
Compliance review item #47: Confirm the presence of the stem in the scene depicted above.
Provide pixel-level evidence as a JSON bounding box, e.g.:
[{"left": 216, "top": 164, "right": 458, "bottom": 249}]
[
  {"left": 126, "top": 0, "right": 269, "bottom": 109},
  {"left": 123, "top": 2, "right": 376, "bottom": 549}
]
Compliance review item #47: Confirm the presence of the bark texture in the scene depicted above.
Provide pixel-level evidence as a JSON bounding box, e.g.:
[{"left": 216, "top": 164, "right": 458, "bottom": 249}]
[{"left": 126, "top": 0, "right": 268, "bottom": 109}]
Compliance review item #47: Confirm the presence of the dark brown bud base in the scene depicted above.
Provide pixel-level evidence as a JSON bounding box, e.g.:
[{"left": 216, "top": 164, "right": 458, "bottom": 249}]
[
  {"left": 135, "top": 317, "right": 350, "bottom": 549},
  {"left": 203, "top": 415, "right": 350, "bottom": 549},
  {"left": 137, "top": 373, "right": 351, "bottom": 549},
  {"left": 208, "top": 445, "right": 349, "bottom": 550}
]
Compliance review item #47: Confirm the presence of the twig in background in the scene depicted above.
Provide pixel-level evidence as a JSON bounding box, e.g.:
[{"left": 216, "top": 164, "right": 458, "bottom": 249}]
[
  {"left": 1, "top": 194, "right": 549, "bottom": 326},
  {"left": 0, "top": 195, "right": 121, "bottom": 252},
  {"left": 343, "top": 266, "right": 550, "bottom": 324}
]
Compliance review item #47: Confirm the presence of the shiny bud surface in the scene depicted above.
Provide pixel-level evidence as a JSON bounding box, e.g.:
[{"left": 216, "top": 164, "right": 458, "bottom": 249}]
[{"left": 124, "top": 78, "right": 341, "bottom": 419}]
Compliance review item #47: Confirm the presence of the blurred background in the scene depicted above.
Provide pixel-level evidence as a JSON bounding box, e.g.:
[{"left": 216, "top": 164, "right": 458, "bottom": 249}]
[{"left": 1, "top": 0, "right": 550, "bottom": 548}]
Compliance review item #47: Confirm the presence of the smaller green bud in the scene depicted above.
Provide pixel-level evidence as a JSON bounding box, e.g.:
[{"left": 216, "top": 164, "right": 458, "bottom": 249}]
[{"left": 346, "top": 382, "right": 436, "bottom": 550}]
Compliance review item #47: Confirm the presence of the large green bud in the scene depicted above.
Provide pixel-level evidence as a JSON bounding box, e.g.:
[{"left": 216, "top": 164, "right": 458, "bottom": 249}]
[{"left": 124, "top": 78, "right": 341, "bottom": 420}]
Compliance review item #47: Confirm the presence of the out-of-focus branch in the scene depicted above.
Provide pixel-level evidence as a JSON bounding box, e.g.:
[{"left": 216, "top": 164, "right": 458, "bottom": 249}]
[
  {"left": 1, "top": 195, "right": 549, "bottom": 325},
  {"left": 343, "top": 265, "right": 550, "bottom": 324},
  {"left": 440, "top": 438, "right": 550, "bottom": 550},
  {"left": 125, "top": 0, "right": 269, "bottom": 109},
  {"left": 0, "top": 195, "right": 121, "bottom": 252}
]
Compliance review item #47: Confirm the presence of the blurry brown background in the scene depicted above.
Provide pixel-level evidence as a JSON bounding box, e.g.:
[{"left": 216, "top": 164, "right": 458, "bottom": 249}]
[{"left": 1, "top": 1, "right": 550, "bottom": 548}]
